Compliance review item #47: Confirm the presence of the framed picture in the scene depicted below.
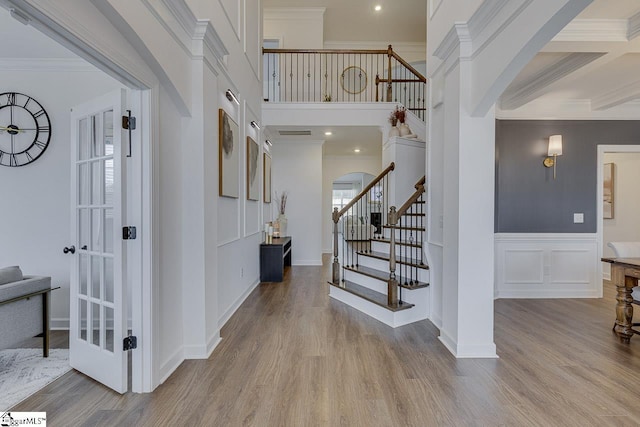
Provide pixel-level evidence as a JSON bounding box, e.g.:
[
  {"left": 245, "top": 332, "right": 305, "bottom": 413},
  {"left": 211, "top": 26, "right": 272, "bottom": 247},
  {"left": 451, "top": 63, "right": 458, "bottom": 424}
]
[
  {"left": 604, "top": 162, "right": 615, "bottom": 219},
  {"left": 263, "top": 153, "right": 272, "bottom": 203},
  {"left": 246, "top": 137, "right": 260, "bottom": 201},
  {"left": 219, "top": 109, "right": 239, "bottom": 198}
]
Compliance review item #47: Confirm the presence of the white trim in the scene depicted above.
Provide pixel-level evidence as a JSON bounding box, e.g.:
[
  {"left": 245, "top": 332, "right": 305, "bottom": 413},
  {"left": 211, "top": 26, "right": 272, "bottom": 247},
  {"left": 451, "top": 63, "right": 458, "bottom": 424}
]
[
  {"left": 596, "top": 145, "right": 640, "bottom": 298},
  {"left": 496, "top": 99, "right": 640, "bottom": 120},
  {"left": 206, "top": 334, "right": 222, "bottom": 357},
  {"left": 218, "top": 279, "right": 260, "bottom": 328},
  {"left": 438, "top": 332, "right": 498, "bottom": 358},
  {"left": 495, "top": 233, "right": 600, "bottom": 299},
  {"left": 0, "top": 58, "right": 99, "bottom": 71},
  {"left": 552, "top": 19, "right": 628, "bottom": 42},
  {"left": 263, "top": 7, "right": 326, "bottom": 21},
  {"left": 218, "top": 0, "right": 242, "bottom": 41},
  {"left": 293, "top": 259, "right": 323, "bottom": 266},
  {"left": 158, "top": 347, "right": 184, "bottom": 385},
  {"left": 51, "top": 318, "right": 70, "bottom": 330}
]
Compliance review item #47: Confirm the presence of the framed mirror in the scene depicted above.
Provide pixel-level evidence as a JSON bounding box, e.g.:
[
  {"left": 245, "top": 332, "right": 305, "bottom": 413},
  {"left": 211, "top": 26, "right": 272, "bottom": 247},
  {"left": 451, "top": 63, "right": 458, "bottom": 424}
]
[{"left": 341, "top": 66, "right": 367, "bottom": 94}]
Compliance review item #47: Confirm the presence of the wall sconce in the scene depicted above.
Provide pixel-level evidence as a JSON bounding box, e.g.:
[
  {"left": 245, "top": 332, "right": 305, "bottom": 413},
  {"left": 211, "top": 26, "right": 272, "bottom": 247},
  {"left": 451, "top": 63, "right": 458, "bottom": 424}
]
[
  {"left": 543, "top": 134, "right": 563, "bottom": 179},
  {"left": 265, "top": 139, "right": 272, "bottom": 146},
  {"left": 250, "top": 121, "right": 260, "bottom": 130},
  {"left": 225, "top": 89, "right": 239, "bottom": 105}
]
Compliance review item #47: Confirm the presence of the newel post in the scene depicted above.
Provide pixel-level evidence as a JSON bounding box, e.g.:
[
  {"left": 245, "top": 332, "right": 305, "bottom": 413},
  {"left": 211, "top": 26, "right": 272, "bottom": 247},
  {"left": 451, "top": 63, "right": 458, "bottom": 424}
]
[
  {"left": 387, "top": 206, "right": 398, "bottom": 306},
  {"left": 386, "top": 45, "right": 393, "bottom": 102},
  {"left": 332, "top": 207, "right": 340, "bottom": 284}
]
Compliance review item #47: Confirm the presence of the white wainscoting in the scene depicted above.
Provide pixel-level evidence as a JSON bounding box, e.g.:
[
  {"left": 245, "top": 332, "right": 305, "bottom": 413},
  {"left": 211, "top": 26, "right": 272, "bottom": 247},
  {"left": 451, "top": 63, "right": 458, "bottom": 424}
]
[{"left": 495, "top": 233, "right": 600, "bottom": 298}]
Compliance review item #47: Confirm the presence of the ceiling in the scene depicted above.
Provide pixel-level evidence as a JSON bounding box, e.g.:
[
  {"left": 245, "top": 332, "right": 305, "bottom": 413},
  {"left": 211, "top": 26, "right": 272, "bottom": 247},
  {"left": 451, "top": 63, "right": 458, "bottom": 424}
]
[
  {"left": 262, "top": 0, "right": 427, "bottom": 43},
  {"left": 498, "top": 0, "right": 640, "bottom": 117},
  {"left": 267, "top": 126, "right": 383, "bottom": 156}
]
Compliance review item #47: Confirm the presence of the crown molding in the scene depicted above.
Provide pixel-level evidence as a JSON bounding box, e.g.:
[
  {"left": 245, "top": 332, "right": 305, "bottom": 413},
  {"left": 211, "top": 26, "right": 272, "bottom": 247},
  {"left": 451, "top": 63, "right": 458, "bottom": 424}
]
[
  {"left": 263, "top": 7, "right": 325, "bottom": 21},
  {"left": 496, "top": 98, "right": 640, "bottom": 120},
  {"left": 628, "top": 12, "right": 640, "bottom": 40},
  {"left": 0, "top": 57, "right": 99, "bottom": 71},
  {"left": 552, "top": 19, "right": 628, "bottom": 42},
  {"left": 500, "top": 52, "right": 604, "bottom": 110},
  {"left": 592, "top": 79, "right": 640, "bottom": 111}
]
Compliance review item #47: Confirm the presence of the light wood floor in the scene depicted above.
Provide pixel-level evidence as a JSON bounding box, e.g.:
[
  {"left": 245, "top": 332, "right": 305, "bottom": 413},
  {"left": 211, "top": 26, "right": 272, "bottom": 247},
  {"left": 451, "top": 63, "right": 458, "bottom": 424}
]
[{"left": 12, "top": 258, "right": 640, "bottom": 426}]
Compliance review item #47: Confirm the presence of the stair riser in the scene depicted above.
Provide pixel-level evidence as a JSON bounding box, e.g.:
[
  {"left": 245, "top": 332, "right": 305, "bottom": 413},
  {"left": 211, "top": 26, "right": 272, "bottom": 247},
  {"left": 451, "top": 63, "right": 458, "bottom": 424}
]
[
  {"left": 381, "top": 229, "right": 426, "bottom": 241},
  {"left": 329, "top": 286, "right": 430, "bottom": 328},
  {"left": 371, "top": 241, "right": 424, "bottom": 259},
  {"left": 357, "top": 257, "right": 430, "bottom": 282},
  {"left": 343, "top": 269, "right": 388, "bottom": 294}
]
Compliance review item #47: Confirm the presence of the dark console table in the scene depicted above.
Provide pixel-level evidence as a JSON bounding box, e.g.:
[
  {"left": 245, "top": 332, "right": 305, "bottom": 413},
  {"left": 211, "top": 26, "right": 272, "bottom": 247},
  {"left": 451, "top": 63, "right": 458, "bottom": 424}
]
[{"left": 260, "top": 237, "right": 292, "bottom": 282}]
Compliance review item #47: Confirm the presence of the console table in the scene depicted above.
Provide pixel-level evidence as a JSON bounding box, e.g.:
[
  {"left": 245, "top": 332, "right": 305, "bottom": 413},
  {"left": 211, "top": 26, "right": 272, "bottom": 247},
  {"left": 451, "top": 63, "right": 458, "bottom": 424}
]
[
  {"left": 260, "top": 237, "right": 292, "bottom": 282},
  {"left": 602, "top": 257, "right": 640, "bottom": 343}
]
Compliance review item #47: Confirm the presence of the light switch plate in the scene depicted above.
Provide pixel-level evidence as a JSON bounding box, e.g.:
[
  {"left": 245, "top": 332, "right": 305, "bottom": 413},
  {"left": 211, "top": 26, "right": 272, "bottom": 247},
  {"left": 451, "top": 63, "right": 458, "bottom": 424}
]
[{"left": 574, "top": 213, "right": 584, "bottom": 223}]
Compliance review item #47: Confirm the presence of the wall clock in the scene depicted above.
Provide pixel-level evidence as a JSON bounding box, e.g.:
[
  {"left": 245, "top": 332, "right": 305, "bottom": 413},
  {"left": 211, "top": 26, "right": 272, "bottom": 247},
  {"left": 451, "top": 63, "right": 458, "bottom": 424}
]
[{"left": 0, "top": 92, "right": 51, "bottom": 167}]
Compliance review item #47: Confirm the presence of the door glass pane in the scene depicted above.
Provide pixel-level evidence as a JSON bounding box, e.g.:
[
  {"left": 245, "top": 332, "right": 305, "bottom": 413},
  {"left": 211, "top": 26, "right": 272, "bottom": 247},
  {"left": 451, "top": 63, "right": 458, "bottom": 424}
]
[
  {"left": 91, "top": 256, "right": 101, "bottom": 299},
  {"left": 105, "top": 257, "right": 114, "bottom": 303},
  {"left": 79, "top": 299, "right": 87, "bottom": 341},
  {"left": 78, "top": 163, "right": 88, "bottom": 205},
  {"left": 91, "top": 209, "right": 102, "bottom": 251},
  {"left": 79, "top": 209, "right": 89, "bottom": 252},
  {"left": 104, "top": 159, "right": 114, "bottom": 205},
  {"left": 91, "top": 302, "right": 101, "bottom": 346},
  {"left": 91, "top": 161, "right": 101, "bottom": 205},
  {"left": 79, "top": 118, "right": 88, "bottom": 161},
  {"left": 104, "top": 209, "right": 113, "bottom": 254},
  {"left": 91, "top": 114, "right": 103, "bottom": 158},
  {"left": 79, "top": 254, "right": 88, "bottom": 296},
  {"left": 105, "top": 306, "right": 114, "bottom": 353}
]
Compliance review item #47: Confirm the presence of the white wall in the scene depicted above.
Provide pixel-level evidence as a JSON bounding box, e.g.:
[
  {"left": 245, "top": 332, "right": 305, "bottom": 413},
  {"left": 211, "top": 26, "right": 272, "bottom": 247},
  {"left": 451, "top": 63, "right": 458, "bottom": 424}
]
[
  {"left": 322, "top": 154, "right": 382, "bottom": 253},
  {"left": 272, "top": 142, "right": 324, "bottom": 265},
  {"left": 263, "top": 8, "right": 325, "bottom": 49},
  {"left": 602, "top": 153, "right": 640, "bottom": 279},
  {"left": 0, "top": 62, "right": 123, "bottom": 329}
]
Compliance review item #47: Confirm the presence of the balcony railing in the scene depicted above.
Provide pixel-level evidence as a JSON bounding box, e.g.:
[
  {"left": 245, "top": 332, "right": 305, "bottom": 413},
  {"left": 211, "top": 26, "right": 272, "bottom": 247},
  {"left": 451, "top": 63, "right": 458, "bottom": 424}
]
[{"left": 262, "top": 45, "right": 427, "bottom": 121}]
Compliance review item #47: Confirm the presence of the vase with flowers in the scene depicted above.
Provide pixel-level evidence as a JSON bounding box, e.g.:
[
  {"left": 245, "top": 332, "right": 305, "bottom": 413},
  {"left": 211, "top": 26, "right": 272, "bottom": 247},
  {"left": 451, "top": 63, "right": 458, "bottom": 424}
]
[
  {"left": 388, "top": 111, "right": 400, "bottom": 138},
  {"left": 275, "top": 191, "right": 288, "bottom": 237},
  {"left": 392, "top": 105, "right": 412, "bottom": 136}
]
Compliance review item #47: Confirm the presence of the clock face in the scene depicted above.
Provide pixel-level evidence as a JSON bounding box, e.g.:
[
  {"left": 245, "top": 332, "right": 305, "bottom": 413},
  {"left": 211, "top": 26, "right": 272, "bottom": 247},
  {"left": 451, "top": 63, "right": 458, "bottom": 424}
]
[{"left": 0, "top": 92, "right": 51, "bottom": 167}]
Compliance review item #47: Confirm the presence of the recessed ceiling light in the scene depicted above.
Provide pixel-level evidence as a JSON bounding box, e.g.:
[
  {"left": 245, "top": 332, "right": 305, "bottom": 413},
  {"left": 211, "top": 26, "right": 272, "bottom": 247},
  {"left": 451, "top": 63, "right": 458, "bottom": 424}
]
[
  {"left": 324, "top": 131, "right": 333, "bottom": 136},
  {"left": 374, "top": 5, "right": 382, "bottom": 11},
  {"left": 354, "top": 149, "right": 361, "bottom": 153}
]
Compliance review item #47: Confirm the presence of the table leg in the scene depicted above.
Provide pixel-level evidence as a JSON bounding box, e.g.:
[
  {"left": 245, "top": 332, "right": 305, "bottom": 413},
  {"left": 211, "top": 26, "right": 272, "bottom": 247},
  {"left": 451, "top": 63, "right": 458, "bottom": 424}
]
[{"left": 614, "top": 265, "right": 635, "bottom": 343}]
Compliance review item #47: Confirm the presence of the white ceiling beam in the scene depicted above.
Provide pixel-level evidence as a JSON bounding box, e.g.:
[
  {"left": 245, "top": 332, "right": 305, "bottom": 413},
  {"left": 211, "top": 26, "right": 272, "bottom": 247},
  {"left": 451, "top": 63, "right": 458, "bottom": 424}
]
[
  {"left": 591, "top": 79, "right": 640, "bottom": 110},
  {"left": 500, "top": 52, "right": 603, "bottom": 110},
  {"left": 552, "top": 19, "right": 628, "bottom": 42}
]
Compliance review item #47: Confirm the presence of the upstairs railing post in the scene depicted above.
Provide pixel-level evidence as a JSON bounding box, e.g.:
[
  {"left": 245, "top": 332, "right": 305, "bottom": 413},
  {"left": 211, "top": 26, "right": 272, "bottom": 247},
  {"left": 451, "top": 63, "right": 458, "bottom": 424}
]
[
  {"left": 332, "top": 207, "right": 341, "bottom": 284},
  {"left": 386, "top": 45, "right": 393, "bottom": 102},
  {"left": 387, "top": 206, "right": 399, "bottom": 306}
]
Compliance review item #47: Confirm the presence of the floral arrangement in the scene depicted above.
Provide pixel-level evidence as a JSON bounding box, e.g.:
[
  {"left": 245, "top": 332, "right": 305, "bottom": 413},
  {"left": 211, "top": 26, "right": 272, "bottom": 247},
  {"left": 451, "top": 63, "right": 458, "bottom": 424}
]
[
  {"left": 388, "top": 111, "right": 398, "bottom": 126},
  {"left": 392, "top": 105, "right": 406, "bottom": 124},
  {"left": 275, "top": 191, "right": 288, "bottom": 215}
]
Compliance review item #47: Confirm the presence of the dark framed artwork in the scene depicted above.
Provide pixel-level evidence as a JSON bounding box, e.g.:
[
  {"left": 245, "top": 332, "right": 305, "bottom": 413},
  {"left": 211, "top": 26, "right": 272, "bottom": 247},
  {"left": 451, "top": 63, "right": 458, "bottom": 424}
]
[
  {"left": 219, "top": 109, "right": 239, "bottom": 198},
  {"left": 263, "top": 153, "right": 272, "bottom": 203},
  {"left": 247, "top": 137, "right": 260, "bottom": 201}
]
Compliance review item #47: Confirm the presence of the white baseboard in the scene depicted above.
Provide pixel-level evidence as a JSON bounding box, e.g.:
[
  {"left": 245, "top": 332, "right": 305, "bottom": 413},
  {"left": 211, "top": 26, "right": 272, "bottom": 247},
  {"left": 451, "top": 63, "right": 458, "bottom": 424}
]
[
  {"left": 438, "top": 332, "right": 498, "bottom": 358},
  {"left": 293, "top": 259, "right": 323, "bottom": 266},
  {"left": 158, "top": 347, "right": 184, "bottom": 385},
  {"left": 51, "top": 318, "right": 70, "bottom": 330},
  {"left": 495, "top": 233, "right": 600, "bottom": 299},
  {"left": 218, "top": 279, "right": 260, "bottom": 329}
]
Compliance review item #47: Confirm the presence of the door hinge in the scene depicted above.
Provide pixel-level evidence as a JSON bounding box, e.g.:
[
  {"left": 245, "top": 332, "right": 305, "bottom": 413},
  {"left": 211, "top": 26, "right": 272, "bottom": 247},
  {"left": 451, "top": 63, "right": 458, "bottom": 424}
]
[
  {"left": 122, "top": 110, "right": 136, "bottom": 158},
  {"left": 122, "top": 226, "right": 137, "bottom": 240},
  {"left": 123, "top": 335, "right": 137, "bottom": 351}
]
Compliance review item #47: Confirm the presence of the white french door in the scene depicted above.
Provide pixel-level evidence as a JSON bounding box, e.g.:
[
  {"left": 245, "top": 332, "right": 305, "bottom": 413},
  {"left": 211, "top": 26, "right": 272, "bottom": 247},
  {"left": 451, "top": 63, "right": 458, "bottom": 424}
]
[{"left": 69, "top": 89, "right": 127, "bottom": 393}]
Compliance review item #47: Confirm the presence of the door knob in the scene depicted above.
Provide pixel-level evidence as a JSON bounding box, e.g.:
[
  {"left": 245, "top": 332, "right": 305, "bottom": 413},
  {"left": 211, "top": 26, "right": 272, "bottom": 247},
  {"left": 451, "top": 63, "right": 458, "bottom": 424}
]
[{"left": 63, "top": 246, "right": 76, "bottom": 254}]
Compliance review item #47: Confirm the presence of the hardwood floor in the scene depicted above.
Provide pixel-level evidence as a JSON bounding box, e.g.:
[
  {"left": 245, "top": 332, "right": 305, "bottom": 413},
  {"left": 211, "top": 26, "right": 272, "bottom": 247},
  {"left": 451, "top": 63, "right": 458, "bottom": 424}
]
[{"left": 12, "top": 259, "right": 640, "bottom": 426}]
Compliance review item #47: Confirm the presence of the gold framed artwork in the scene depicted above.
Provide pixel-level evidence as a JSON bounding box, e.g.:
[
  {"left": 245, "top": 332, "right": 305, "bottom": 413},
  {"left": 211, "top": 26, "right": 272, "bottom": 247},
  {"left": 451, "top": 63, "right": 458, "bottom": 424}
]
[
  {"left": 219, "top": 109, "right": 239, "bottom": 198},
  {"left": 263, "top": 153, "right": 272, "bottom": 203},
  {"left": 247, "top": 137, "right": 260, "bottom": 201},
  {"left": 604, "top": 162, "right": 614, "bottom": 219}
]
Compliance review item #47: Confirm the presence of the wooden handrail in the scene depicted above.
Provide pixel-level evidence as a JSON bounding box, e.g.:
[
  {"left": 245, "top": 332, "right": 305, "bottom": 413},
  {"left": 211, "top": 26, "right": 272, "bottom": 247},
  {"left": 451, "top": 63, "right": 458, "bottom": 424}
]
[
  {"left": 390, "top": 51, "right": 427, "bottom": 83},
  {"left": 395, "top": 176, "right": 426, "bottom": 218},
  {"left": 263, "top": 48, "right": 388, "bottom": 55},
  {"left": 333, "top": 162, "right": 395, "bottom": 221}
]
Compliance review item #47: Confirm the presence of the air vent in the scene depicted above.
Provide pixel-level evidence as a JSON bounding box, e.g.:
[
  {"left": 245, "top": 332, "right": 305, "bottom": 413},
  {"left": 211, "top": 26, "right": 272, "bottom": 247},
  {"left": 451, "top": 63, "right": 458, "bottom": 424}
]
[{"left": 278, "top": 130, "right": 312, "bottom": 136}]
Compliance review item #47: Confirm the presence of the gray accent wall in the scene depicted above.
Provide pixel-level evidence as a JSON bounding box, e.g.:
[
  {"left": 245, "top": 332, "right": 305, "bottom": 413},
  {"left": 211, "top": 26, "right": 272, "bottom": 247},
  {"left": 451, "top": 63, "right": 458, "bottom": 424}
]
[{"left": 495, "top": 120, "right": 640, "bottom": 233}]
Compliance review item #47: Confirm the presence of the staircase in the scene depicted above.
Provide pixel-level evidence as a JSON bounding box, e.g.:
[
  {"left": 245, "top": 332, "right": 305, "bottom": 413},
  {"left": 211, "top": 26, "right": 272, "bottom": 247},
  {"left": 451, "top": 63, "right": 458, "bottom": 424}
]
[{"left": 329, "top": 174, "right": 430, "bottom": 328}]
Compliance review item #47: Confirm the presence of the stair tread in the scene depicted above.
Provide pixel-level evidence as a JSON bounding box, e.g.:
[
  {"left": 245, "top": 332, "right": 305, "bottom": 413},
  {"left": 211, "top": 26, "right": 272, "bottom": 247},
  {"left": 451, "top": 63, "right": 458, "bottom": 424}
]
[
  {"left": 329, "top": 280, "right": 414, "bottom": 312},
  {"left": 383, "top": 225, "right": 425, "bottom": 231},
  {"left": 343, "top": 265, "right": 430, "bottom": 289},
  {"left": 357, "top": 251, "right": 429, "bottom": 269},
  {"left": 373, "top": 237, "right": 422, "bottom": 248},
  {"left": 402, "top": 213, "right": 425, "bottom": 217}
]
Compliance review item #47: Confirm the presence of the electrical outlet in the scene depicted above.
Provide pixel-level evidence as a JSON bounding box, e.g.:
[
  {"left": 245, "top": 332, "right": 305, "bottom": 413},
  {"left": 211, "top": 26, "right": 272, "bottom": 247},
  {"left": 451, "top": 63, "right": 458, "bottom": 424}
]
[{"left": 573, "top": 213, "right": 584, "bottom": 224}]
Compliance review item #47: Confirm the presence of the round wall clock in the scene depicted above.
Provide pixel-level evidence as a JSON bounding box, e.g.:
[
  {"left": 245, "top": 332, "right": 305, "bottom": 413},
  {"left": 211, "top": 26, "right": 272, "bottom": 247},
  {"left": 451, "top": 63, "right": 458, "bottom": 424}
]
[{"left": 0, "top": 92, "right": 51, "bottom": 167}]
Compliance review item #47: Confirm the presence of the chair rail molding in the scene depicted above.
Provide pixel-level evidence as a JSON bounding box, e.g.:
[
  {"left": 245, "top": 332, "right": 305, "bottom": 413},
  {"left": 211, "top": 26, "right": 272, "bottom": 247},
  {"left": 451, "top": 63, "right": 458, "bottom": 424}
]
[{"left": 495, "top": 233, "right": 600, "bottom": 299}]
